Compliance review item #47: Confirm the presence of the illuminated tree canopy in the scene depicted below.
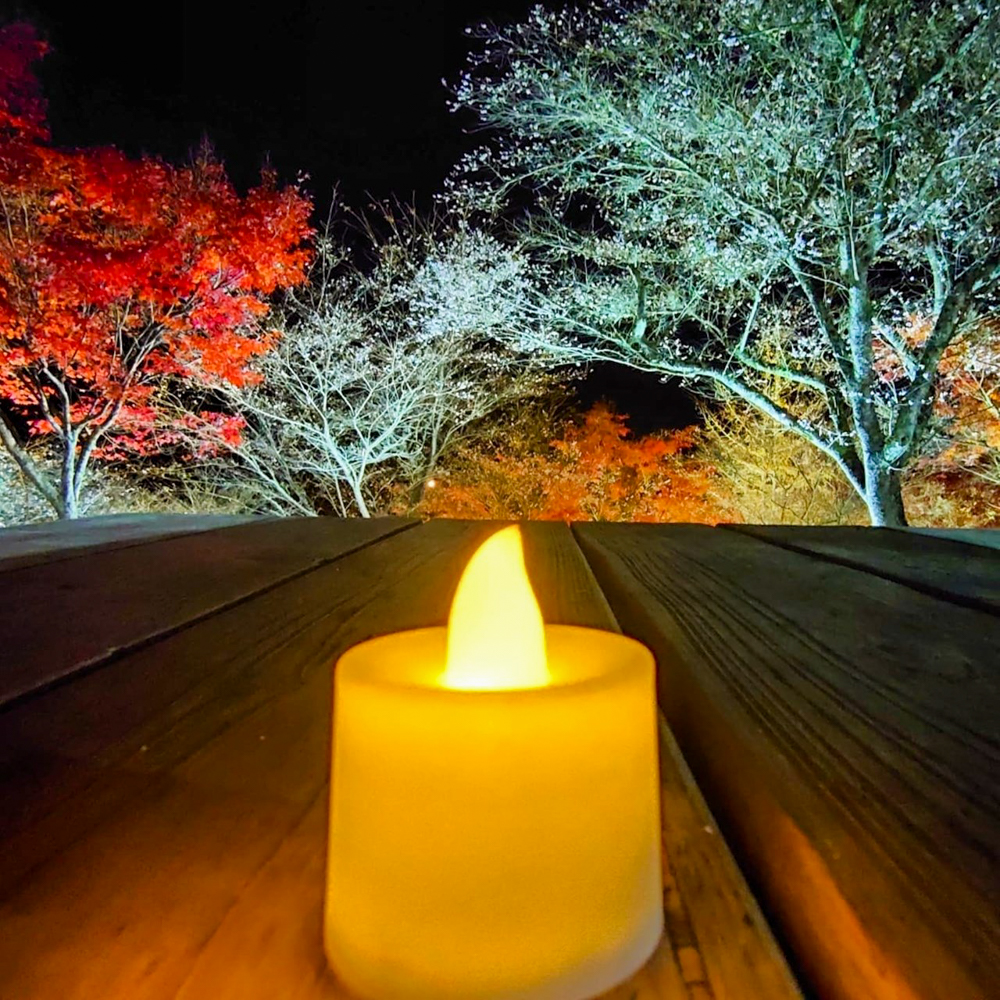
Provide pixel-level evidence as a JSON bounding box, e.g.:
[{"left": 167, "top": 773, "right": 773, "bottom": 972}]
[
  {"left": 448, "top": 0, "right": 1000, "bottom": 525},
  {"left": 0, "top": 24, "right": 313, "bottom": 518},
  {"left": 215, "top": 212, "right": 553, "bottom": 516}
]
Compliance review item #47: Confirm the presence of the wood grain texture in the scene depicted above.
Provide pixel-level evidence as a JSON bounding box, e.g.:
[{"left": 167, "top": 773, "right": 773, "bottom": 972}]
[
  {"left": 0, "top": 515, "right": 412, "bottom": 706},
  {"left": 0, "top": 513, "right": 260, "bottom": 571},
  {"left": 0, "top": 519, "right": 494, "bottom": 1000},
  {"left": 527, "top": 521, "right": 803, "bottom": 1000},
  {"left": 904, "top": 526, "right": 1000, "bottom": 552},
  {"left": 0, "top": 518, "right": 802, "bottom": 1000},
  {"left": 729, "top": 524, "right": 1000, "bottom": 614},
  {"left": 574, "top": 522, "right": 1000, "bottom": 1000}
]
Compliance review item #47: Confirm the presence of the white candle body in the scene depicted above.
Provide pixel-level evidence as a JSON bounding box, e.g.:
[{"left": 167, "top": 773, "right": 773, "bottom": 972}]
[{"left": 325, "top": 625, "right": 662, "bottom": 1000}]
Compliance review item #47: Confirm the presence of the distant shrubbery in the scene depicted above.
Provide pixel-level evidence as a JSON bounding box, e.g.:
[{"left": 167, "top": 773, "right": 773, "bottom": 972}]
[{"left": 416, "top": 402, "right": 727, "bottom": 524}]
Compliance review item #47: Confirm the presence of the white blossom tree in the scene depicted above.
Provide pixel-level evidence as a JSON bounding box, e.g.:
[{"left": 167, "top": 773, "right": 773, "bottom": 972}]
[
  {"left": 448, "top": 0, "right": 1000, "bottom": 525},
  {"left": 220, "top": 215, "right": 552, "bottom": 516}
]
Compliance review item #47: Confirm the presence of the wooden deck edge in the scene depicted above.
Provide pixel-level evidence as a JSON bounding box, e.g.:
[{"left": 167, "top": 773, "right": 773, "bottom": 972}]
[
  {"left": 653, "top": 712, "right": 805, "bottom": 1000},
  {"left": 0, "top": 518, "right": 419, "bottom": 711},
  {"left": 900, "top": 526, "right": 1000, "bottom": 551},
  {"left": 0, "top": 514, "right": 270, "bottom": 572},
  {"left": 723, "top": 523, "right": 1000, "bottom": 618}
]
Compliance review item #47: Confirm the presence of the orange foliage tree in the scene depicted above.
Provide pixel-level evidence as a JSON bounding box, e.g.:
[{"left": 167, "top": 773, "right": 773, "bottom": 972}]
[
  {"left": 877, "top": 314, "right": 1000, "bottom": 525},
  {"left": 419, "top": 402, "right": 727, "bottom": 523},
  {"left": 0, "top": 24, "right": 313, "bottom": 517}
]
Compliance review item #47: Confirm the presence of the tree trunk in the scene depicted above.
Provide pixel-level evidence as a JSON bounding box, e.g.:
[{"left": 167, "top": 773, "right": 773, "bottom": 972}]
[
  {"left": 59, "top": 485, "right": 78, "bottom": 519},
  {"left": 864, "top": 464, "right": 907, "bottom": 527},
  {"left": 59, "top": 442, "right": 79, "bottom": 519},
  {"left": 0, "top": 411, "right": 64, "bottom": 517},
  {"left": 57, "top": 465, "right": 77, "bottom": 519},
  {"left": 350, "top": 479, "right": 371, "bottom": 518}
]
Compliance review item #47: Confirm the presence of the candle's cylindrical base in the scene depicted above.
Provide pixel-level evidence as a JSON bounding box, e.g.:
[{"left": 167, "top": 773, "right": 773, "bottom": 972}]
[{"left": 325, "top": 625, "right": 662, "bottom": 1000}]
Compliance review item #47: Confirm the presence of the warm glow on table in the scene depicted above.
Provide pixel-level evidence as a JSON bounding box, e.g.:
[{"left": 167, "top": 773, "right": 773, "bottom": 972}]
[{"left": 324, "top": 528, "right": 663, "bottom": 1000}]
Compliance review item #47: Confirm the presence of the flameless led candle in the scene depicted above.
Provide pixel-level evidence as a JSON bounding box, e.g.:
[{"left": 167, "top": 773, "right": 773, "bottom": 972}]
[{"left": 324, "top": 527, "right": 662, "bottom": 1000}]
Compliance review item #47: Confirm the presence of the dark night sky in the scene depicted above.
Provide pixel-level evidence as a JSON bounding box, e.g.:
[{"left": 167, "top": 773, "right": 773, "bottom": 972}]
[
  {"left": 22, "top": 0, "right": 537, "bottom": 205},
  {"left": 9, "top": 0, "right": 696, "bottom": 430}
]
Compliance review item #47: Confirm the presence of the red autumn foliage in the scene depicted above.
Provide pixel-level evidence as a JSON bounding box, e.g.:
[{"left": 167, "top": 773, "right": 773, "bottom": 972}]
[
  {"left": 0, "top": 23, "right": 313, "bottom": 514},
  {"left": 419, "top": 402, "right": 726, "bottom": 523}
]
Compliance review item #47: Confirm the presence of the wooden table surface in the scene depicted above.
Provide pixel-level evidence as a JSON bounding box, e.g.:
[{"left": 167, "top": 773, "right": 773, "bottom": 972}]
[{"left": 0, "top": 516, "right": 997, "bottom": 1000}]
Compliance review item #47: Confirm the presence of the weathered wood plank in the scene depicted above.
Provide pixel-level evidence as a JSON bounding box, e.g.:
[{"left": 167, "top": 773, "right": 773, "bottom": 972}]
[
  {"left": 729, "top": 524, "right": 1000, "bottom": 615},
  {"left": 526, "top": 521, "right": 802, "bottom": 1000},
  {"left": 0, "top": 516, "right": 412, "bottom": 706},
  {"left": 0, "top": 520, "right": 496, "bottom": 1000},
  {"left": 575, "top": 522, "right": 1000, "bottom": 1000},
  {"left": 0, "top": 520, "right": 802, "bottom": 1000},
  {"left": 905, "top": 526, "right": 1000, "bottom": 552},
  {"left": 651, "top": 716, "right": 803, "bottom": 1000},
  {"left": 0, "top": 520, "right": 480, "bottom": 892},
  {"left": 0, "top": 513, "right": 260, "bottom": 572}
]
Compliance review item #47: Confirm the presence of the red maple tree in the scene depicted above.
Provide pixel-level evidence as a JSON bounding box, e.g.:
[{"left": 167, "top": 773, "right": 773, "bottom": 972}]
[{"left": 0, "top": 24, "right": 313, "bottom": 517}]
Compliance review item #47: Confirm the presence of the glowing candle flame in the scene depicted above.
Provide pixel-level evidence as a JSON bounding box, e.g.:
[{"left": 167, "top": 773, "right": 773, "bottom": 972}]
[{"left": 442, "top": 525, "right": 549, "bottom": 689}]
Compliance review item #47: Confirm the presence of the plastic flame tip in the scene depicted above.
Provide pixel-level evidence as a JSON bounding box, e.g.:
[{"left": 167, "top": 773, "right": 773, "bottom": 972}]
[{"left": 442, "top": 526, "right": 549, "bottom": 690}]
